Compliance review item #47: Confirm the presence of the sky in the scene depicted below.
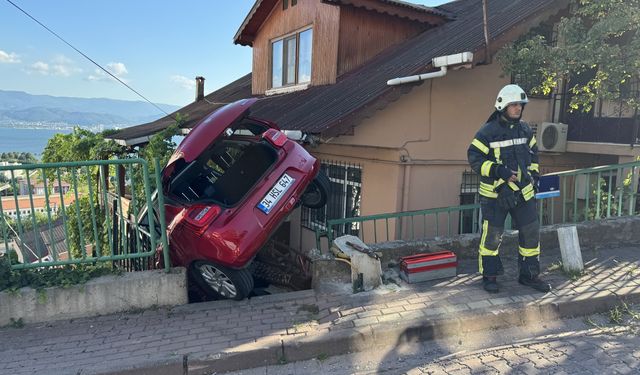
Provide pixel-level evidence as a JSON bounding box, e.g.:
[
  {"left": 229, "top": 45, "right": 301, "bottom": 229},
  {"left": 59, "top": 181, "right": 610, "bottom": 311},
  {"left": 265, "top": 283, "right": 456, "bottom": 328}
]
[{"left": 0, "top": 0, "right": 450, "bottom": 108}]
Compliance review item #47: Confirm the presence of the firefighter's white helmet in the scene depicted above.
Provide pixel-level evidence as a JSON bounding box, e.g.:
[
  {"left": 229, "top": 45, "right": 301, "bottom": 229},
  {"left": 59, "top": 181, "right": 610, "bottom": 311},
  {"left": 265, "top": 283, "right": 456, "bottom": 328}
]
[{"left": 494, "top": 84, "right": 529, "bottom": 111}]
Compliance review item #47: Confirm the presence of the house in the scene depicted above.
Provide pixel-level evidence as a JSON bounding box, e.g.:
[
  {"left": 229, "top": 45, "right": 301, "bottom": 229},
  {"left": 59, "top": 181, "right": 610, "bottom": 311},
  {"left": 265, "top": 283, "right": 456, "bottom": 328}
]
[
  {"left": 108, "top": 0, "right": 639, "bottom": 251},
  {"left": 1, "top": 194, "right": 75, "bottom": 219},
  {"left": 11, "top": 217, "right": 68, "bottom": 264}
]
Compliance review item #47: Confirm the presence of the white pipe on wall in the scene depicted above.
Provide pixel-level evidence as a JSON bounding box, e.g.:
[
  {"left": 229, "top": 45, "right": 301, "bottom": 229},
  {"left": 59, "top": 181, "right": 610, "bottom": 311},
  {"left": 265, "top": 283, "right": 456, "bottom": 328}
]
[{"left": 386, "top": 66, "right": 447, "bottom": 86}]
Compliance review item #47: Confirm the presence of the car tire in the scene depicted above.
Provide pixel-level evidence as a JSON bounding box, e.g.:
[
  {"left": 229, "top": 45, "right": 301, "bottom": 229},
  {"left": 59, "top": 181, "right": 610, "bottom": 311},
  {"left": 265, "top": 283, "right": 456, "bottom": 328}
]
[
  {"left": 301, "top": 170, "right": 330, "bottom": 209},
  {"left": 190, "top": 261, "right": 254, "bottom": 300}
]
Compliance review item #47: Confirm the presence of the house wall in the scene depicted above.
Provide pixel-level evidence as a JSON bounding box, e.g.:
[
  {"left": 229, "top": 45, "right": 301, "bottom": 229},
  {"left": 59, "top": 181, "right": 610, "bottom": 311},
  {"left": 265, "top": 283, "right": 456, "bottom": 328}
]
[
  {"left": 337, "top": 6, "right": 427, "bottom": 77},
  {"left": 251, "top": 0, "right": 340, "bottom": 94},
  {"left": 293, "top": 60, "right": 623, "bottom": 250}
]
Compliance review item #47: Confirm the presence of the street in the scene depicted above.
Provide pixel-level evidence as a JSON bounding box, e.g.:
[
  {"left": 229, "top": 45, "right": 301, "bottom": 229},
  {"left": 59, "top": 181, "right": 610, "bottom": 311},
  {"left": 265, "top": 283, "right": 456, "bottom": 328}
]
[{"left": 220, "top": 305, "right": 640, "bottom": 374}]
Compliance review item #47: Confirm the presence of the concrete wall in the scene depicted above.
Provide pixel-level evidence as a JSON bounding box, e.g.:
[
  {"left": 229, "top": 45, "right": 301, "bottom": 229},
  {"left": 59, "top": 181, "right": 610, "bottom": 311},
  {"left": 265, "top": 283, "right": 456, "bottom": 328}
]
[
  {"left": 369, "top": 216, "right": 640, "bottom": 266},
  {"left": 0, "top": 268, "right": 188, "bottom": 326},
  {"left": 311, "top": 216, "right": 640, "bottom": 292}
]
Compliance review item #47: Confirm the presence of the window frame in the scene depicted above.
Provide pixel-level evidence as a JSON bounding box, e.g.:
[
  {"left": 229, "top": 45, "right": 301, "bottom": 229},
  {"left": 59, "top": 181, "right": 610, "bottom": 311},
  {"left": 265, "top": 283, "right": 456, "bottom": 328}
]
[{"left": 270, "top": 26, "right": 312, "bottom": 89}]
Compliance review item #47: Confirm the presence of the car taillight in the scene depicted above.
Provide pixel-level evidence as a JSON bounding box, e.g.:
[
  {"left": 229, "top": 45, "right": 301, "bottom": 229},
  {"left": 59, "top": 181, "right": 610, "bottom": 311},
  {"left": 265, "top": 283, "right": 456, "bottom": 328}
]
[
  {"left": 263, "top": 128, "right": 287, "bottom": 147},
  {"left": 183, "top": 204, "right": 221, "bottom": 235}
]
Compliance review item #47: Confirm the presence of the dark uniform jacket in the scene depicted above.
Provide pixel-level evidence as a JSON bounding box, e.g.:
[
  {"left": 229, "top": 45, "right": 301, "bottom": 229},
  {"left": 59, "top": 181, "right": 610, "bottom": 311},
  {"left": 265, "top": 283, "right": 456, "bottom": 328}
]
[{"left": 467, "top": 114, "right": 539, "bottom": 201}]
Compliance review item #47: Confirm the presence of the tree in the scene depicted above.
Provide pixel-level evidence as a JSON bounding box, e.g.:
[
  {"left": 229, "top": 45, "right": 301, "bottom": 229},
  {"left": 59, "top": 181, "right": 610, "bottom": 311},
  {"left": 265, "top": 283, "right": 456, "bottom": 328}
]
[
  {"left": 497, "top": 0, "right": 640, "bottom": 114},
  {"left": 42, "top": 128, "right": 126, "bottom": 163},
  {"left": 130, "top": 114, "right": 184, "bottom": 211}
]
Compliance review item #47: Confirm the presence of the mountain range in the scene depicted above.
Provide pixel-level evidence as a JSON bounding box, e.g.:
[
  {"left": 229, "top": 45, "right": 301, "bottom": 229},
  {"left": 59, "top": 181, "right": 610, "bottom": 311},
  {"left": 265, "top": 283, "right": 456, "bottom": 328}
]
[{"left": 0, "top": 90, "right": 180, "bottom": 127}]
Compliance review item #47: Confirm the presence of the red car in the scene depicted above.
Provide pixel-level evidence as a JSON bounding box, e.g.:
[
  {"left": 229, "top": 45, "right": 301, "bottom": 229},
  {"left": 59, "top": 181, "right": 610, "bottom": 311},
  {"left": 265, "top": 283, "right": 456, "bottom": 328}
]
[{"left": 150, "top": 98, "right": 328, "bottom": 300}]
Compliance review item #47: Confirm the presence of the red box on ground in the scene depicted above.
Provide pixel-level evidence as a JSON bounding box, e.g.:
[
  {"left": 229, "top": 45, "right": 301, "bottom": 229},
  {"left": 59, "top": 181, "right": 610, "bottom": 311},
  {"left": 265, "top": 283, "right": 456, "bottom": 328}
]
[{"left": 399, "top": 251, "right": 458, "bottom": 283}]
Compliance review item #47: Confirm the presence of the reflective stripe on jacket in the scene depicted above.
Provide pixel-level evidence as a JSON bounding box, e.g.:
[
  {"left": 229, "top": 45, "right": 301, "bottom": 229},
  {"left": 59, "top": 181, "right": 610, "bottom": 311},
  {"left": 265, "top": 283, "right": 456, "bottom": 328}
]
[{"left": 467, "top": 116, "right": 539, "bottom": 200}]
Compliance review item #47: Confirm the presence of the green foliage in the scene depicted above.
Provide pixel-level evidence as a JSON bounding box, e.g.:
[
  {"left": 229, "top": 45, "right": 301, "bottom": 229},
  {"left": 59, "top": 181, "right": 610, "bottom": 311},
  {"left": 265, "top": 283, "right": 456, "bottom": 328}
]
[
  {"left": 3, "top": 212, "right": 57, "bottom": 240},
  {"left": 42, "top": 128, "right": 126, "bottom": 164},
  {"left": 40, "top": 128, "right": 127, "bottom": 192},
  {"left": 65, "top": 196, "right": 108, "bottom": 259},
  {"left": 497, "top": 0, "right": 640, "bottom": 113},
  {"left": 7, "top": 318, "right": 24, "bottom": 329},
  {"left": 0, "top": 152, "right": 37, "bottom": 164},
  {"left": 130, "top": 114, "right": 184, "bottom": 212},
  {"left": 0, "top": 255, "right": 120, "bottom": 292},
  {"left": 586, "top": 167, "right": 636, "bottom": 220}
]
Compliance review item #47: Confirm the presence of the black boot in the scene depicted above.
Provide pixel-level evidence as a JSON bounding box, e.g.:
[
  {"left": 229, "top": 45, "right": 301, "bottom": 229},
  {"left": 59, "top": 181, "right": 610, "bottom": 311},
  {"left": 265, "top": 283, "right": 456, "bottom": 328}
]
[
  {"left": 482, "top": 276, "right": 499, "bottom": 293},
  {"left": 518, "top": 275, "right": 551, "bottom": 293}
]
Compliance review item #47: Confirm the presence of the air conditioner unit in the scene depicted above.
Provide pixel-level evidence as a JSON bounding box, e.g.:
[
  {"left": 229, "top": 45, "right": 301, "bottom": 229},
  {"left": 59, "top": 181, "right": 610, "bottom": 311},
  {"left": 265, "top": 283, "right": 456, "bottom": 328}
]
[{"left": 536, "top": 122, "right": 568, "bottom": 152}]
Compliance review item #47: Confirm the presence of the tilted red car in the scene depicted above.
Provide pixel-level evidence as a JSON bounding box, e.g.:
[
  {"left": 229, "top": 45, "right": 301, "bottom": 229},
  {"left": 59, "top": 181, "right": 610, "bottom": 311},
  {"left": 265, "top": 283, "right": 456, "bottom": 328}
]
[{"left": 153, "top": 98, "right": 328, "bottom": 300}]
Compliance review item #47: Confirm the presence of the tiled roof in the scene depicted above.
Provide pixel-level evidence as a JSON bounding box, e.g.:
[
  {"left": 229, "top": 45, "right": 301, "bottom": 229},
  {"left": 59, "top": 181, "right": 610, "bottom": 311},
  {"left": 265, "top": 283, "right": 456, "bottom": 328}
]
[{"left": 109, "top": 0, "right": 566, "bottom": 145}]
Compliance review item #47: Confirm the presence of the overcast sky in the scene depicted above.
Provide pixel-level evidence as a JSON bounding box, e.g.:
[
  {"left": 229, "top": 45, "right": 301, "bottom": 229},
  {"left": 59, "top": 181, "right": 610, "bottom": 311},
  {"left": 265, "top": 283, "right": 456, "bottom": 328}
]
[{"left": 0, "top": 0, "right": 450, "bottom": 108}]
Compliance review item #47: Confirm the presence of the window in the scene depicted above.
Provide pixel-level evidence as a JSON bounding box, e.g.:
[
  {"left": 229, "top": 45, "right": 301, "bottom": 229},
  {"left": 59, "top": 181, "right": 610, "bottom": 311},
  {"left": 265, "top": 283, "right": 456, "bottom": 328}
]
[
  {"left": 301, "top": 161, "right": 362, "bottom": 236},
  {"left": 271, "top": 28, "right": 313, "bottom": 88},
  {"left": 283, "top": 0, "right": 296, "bottom": 10}
]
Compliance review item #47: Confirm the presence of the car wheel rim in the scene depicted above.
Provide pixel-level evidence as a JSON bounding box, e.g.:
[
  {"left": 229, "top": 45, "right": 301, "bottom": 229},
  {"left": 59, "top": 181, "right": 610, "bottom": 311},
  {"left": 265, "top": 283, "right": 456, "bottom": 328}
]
[{"left": 198, "top": 264, "right": 237, "bottom": 298}]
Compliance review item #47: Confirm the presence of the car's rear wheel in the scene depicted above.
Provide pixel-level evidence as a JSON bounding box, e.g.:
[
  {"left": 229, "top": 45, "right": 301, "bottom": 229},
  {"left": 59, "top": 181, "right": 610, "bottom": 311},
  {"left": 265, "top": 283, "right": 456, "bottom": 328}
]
[
  {"left": 301, "top": 170, "right": 330, "bottom": 209},
  {"left": 190, "top": 261, "right": 254, "bottom": 300}
]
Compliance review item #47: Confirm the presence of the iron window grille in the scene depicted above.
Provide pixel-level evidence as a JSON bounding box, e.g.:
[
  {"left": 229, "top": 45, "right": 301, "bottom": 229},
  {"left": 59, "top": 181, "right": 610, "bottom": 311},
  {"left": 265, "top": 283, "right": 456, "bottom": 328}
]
[{"left": 301, "top": 160, "right": 362, "bottom": 235}]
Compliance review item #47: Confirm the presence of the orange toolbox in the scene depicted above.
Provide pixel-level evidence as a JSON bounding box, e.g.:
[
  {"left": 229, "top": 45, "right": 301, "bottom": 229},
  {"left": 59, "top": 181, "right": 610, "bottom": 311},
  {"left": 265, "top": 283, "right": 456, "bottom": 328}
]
[{"left": 399, "top": 251, "right": 457, "bottom": 283}]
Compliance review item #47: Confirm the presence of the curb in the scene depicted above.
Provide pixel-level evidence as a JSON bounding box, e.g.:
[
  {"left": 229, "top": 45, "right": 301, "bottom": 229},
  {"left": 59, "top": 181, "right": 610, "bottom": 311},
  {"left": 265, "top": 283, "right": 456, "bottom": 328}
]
[{"left": 99, "top": 287, "right": 640, "bottom": 374}]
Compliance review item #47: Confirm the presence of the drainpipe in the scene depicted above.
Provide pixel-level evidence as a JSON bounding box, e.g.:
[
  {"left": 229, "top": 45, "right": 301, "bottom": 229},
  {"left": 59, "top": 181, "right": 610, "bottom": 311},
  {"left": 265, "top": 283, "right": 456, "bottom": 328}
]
[
  {"left": 387, "top": 52, "right": 473, "bottom": 86},
  {"left": 482, "top": 0, "right": 491, "bottom": 64},
  {"left": 387, "top": 67, "right": 447, "bottom": 86}
]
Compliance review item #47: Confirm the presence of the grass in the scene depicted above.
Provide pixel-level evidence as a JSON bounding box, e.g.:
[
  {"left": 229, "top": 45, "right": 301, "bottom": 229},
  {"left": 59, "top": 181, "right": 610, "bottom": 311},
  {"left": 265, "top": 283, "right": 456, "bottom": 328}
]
[
  {"left": 5, "top": 318, "right": 25, "bottom": 329},
  {"left": 585, "top": 301, "right": 640, "bottom": 329},
  {"left": 545, "top": 260, "right": 584, "bottom": 280}
]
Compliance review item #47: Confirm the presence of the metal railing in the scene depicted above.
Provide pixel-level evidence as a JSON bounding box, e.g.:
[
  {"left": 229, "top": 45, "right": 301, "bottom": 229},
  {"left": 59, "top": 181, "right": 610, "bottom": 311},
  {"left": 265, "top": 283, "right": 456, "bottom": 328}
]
[
  {"left": 314, "top": 160, "right": 640, "bottom": 249},
  {"left": 315, "top": 204, "right": 481, "bottom": 250},
  {"left": 538, "top": 160, "right": 640, "bottom": 226},
  {"left": 0, "top": 158, "right": 169, "bottom": 271}
]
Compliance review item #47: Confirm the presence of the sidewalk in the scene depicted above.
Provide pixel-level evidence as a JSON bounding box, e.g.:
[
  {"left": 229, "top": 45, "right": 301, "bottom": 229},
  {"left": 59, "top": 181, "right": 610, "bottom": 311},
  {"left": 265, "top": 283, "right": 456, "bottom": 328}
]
[{"left": 1, "top": 246, "right": 639, "bottom": 375}]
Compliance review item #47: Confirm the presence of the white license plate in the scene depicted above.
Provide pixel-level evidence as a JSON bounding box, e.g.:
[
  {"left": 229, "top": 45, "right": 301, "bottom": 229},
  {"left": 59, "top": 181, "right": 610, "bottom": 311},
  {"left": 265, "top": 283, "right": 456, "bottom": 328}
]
[{"left": 257, "top": 173, "right": 295, "bottom": 214}]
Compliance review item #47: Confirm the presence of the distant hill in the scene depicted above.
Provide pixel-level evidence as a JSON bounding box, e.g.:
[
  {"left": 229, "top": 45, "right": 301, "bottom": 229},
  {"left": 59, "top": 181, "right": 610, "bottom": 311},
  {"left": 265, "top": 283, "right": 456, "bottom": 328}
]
[{"left": 0, "top": 90, "right": 180, "bottom": 127}]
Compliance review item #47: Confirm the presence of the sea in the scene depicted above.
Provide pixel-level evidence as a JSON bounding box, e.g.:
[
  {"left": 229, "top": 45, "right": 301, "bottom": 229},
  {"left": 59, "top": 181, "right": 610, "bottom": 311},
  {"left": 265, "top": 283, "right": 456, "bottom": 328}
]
[{"left": 0, "top": 127, "right": 73, "bottom": 158}]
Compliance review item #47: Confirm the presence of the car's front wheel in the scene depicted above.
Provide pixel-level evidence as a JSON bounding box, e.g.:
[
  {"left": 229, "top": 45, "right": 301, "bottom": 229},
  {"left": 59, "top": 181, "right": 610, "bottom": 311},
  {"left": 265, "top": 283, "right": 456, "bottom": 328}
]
[
  {"left": 301, "top": 170, "right": 330, "bottom": 209},
  {"left": 190, "top": 261, "right": 254, "bottom": 300}
]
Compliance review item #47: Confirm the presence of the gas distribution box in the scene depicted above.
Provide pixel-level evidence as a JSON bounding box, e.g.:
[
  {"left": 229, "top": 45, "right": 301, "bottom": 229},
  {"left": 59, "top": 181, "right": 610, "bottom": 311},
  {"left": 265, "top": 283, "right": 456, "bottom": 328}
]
[{"left": 399, "top": 251, "right": 457, "bottom": 283}]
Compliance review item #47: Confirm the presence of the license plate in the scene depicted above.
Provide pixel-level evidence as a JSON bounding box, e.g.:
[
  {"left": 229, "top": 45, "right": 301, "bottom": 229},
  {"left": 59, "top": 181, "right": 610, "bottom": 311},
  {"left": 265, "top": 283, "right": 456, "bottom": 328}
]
[{"left": 257, "top": 173, "right": 295, "bottom": 214}]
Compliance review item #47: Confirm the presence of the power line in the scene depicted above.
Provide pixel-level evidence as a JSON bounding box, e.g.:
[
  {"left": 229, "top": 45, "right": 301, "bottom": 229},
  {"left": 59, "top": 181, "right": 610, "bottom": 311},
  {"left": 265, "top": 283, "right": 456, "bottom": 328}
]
[{"left": 5, "top": 0, "right": 174, "bottom": 119}]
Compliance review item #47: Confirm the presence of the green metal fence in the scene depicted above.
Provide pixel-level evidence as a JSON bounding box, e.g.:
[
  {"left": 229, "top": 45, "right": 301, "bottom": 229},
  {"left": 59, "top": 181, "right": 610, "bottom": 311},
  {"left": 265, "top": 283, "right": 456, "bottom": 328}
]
[
  {"left": 315, "top": 160, "right": 640, "bottom": 249},
  {"left": 315, "top": 204, "right": 481, "bottom": 250},
  {"left": 538, "top": 160, "right": 640, "bottom": 226},
  {"left": 0, "top": 158, "right": 169, "bottom": 271}
]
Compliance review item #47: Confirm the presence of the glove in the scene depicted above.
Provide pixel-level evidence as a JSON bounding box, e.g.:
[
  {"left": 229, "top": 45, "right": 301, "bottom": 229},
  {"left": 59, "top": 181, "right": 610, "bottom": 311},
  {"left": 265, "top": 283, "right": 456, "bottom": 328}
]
[
  {"left": 496, "top": 165, "right": 515, "bottom": 181},
  {"left": 497, "top": 185, "right": 519, "bottom": 210},
  {"left": 532, "top": 175, "right": 540, "bottom": 194}
]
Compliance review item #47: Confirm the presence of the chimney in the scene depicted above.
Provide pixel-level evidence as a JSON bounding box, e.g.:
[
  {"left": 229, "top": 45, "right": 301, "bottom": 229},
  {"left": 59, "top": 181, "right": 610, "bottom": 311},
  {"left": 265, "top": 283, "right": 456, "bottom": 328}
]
[{"left": 195, "top": 76, "right": 205, "bottom": 102}]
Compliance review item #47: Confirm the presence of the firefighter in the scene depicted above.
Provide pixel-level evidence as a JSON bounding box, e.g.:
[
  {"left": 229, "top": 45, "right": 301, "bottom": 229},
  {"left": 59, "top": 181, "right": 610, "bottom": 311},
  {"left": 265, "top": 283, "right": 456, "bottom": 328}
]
[{"left": 467, "top": 84, "right": 551, "bottom": 294}]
